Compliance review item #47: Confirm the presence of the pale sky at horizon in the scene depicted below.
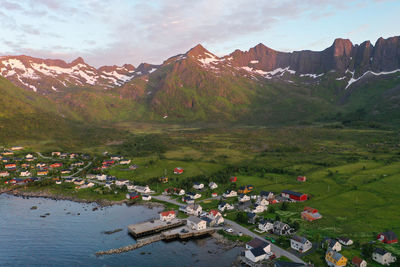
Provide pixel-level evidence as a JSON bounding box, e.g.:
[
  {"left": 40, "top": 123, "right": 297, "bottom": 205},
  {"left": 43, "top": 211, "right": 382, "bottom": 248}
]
[{"left": 0, "top": 0, "right": 399, "bottom": 67}]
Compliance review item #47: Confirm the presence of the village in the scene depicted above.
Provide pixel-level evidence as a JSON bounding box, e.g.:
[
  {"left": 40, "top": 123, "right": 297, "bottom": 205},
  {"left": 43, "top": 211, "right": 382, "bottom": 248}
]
[{"left": 0, "top": 146, "right": 398, "bottom": 267}]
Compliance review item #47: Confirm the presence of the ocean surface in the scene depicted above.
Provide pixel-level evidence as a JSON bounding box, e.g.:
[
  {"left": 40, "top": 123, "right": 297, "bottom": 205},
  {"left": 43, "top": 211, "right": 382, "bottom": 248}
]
[{"left": 0, "top": 194, "right": 240, "bottom": 267}]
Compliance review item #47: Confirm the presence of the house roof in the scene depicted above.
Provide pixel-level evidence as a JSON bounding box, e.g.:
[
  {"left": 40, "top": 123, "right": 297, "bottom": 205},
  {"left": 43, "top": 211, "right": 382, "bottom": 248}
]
[
  {"left": 282, "top": 190, "right": 304, "bottom": 197},
  {"left": 187, "top": 216, "right": 204, "bottom": 224},
  {"left": 352, "top": 256, "right": 364, "bottom": 265},
  {"left": 328, "top": 250, "right": 344, "bottom": 261},
  {"left": 247, "top": 238, "right": 268, "bottom": 249},
  {"left": 260, "top": 191, "right": 273, "bottom": 196},
  {"left": 328, "top": 239, "right": 340, "bottom": 247},
  {"left": 374, "top": 247, "right": 389, "bottom": 256},
  {"left": 292, "top": 235, "right": 309, "bottom": 244},
  {"left": 161, "top": 210, "right": 175, "bottom": 217},
  {"left": 209, "top": 210, "right": 219, "bottom": 216},
  {"left": 250, "top": 246, "right": 267, "bottom": 257},
  {"left": 247, "top": 212, "right": 257, "bottom": 219},
  {"left": 339, "top": 236, "right": 351, "bottom": 243},
  {"left": 382, "top": 230, "right": 398, "bottom": 240}
]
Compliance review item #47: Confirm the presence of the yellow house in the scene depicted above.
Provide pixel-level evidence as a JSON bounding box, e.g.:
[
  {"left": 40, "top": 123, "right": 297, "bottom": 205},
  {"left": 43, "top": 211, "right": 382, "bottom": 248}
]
[
  {"left": 238, "top": 185, "right": 254, "bottom": 194},
  {"left": 326, "top": 249, "right": 347, "bottom": 267}
]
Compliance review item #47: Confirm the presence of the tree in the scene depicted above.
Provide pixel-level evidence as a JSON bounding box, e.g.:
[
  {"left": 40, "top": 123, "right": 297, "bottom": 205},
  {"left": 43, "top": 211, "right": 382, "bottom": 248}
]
[
  {"left": 292, "top": 221, "right": 300, "bottom": 231},
  {"left": 236, "top": 212, "right": 248, "bottom": 224},
  {"left": 361, "top": 243, "right": 373, "bottom": 257},
  {"left": 268, "top": 206, "right": 275, "bottom": 214},
  {"left": 281, "top": 201, "right": 288, "bottom": 211}
]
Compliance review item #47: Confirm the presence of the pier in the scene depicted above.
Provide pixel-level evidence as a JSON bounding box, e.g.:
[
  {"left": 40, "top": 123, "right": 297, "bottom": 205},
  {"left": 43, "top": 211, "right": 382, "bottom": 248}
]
[{"left": 127, "top": 218, "right": 185, "bottom": 238}]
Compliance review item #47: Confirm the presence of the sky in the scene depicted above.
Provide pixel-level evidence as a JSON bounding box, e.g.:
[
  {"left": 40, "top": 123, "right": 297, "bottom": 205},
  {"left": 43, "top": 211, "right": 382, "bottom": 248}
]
[{"left": 0, "top": 0, "right": 399, "bottom": 67}]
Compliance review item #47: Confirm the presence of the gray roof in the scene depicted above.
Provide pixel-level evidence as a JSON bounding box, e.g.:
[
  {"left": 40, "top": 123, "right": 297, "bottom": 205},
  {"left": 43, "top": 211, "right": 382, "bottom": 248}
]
[
  {"left": 374, "top": 247, "right": 389, "bottom": 256},
  {"left": 292, "top": 235, "right": 309, "bottom": 244},
  {"left": 250, "top": 246, "right": 267, "bottom": 257},
  {"left": 187, "top": 216, "right": 205, "bottom": 224},
  {"left": 247, "top": 238, "right": 268, "bottom": 249}
]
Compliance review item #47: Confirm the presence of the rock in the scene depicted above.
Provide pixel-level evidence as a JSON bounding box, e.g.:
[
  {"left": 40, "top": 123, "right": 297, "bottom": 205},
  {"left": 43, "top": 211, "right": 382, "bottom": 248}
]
[{"left": 30, "top": 206, "right": 38, "bottom": 210}]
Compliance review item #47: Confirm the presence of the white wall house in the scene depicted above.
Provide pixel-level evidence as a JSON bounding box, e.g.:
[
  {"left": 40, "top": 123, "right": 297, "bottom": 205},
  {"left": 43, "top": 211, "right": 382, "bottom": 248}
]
[
  {"left": 187, "top": 216, "right": 207, "bottom": 231},
  {"left": 373, "top": 248, "right": 396, "bottom": 266},
  {"left": 290, "top": 236, "right": 312, "bottom": 253},
  {"left": 193, "top": 183, "right": 204, "bottom": 190},
  {"left": 209, "top": 182, "right": 218, "bottom": 190},
  {"left": 223, "top": 190, "right": 237, "bottom": 198}
]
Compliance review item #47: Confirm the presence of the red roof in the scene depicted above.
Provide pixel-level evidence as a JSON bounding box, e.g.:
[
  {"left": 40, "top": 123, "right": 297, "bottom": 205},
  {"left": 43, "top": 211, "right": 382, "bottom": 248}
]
[
  {"left": 209, "top": 210, "right": 219, "bottom": 216},
  {"left": 303, "top": 207, "right": 318, "bottom": 213},
  {"left": 161, "top": 210, "right": 175, "bottom": 217},
  {"left": 230, "top": 176, "right": 237, "bottom": 182},
  {"left": 352, "top": 256, "right": 364, "bottom": 265}
]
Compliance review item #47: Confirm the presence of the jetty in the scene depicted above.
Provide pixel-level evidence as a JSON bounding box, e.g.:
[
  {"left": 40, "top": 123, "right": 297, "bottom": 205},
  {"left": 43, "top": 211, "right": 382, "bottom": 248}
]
[
  {"left": 127, "top": 218, "right": 184, "bottom": 238},
  {"left": 96, "top": 226, "right": 215, "bottom": 256}
]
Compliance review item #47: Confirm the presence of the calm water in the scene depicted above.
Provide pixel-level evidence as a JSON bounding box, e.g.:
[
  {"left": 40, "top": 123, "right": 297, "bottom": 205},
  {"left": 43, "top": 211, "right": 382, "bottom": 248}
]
[{"left": 0, "top": 194, "right": 240, "bottom": 267}]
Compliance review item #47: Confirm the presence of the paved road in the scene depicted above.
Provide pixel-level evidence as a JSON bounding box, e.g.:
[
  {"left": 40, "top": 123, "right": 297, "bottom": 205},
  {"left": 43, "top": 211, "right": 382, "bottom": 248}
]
[
  {"left": 151, "top": 195, "right": 306, "bottom": 264},
  {"left": 36, "top": 152, "right": 51, "bottom": 159}
]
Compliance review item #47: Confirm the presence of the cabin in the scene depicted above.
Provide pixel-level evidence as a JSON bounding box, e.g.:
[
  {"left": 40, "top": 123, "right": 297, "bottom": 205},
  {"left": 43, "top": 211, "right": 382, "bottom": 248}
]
[
  {"left": 115, "top": 179, "right": 130, "bottom": 187},
  {"left": 211, "top": 192, "right": 218, "bottom": 198},
  {"left": 223, "top": 190, "right": 237, "bottom": 198},
  {"left": 11, "top": 146, "right": 24, "bottom": 151},
  {"left": 187, "top": 192, "right": 201, "bottom": 199},
  {"left": 325, "top": 249, "right": 347, "bottom": 267},
  {"left": 6, "top": 178, "right": 25, "bottom": 185},
  {"left": 256, "top": 198, "right": 269, "bottom": 207},
  {"left": 238, "top": 194, "right": 250, "bottom": 202},
  {"left": 159, "top": 176, "right": 168, "bottom": 183},
  {"left": 377, "top": 230, "right": 398, "bottom": 244},
  {"left": 5, "top": 164, "right": 16, "bottom": 169},
  {"left": 281, "top": 190, "right": 307, "bottom": 202},
  {"left": 51, "top": 152, "right": 61, "bottom": 156},
  {"left": 352, "top": 256, "right": 367, "bottom": 267},
  {"left": 230, "top": 176, "right": 237, "bottom": 182},
  {"left": 187, "top": 216, "right": 206, "bottom": 230},
  {"left": 25, "top": 154, "right": 34, "bottom": 159},
  {"left": 297, "top": 176, "right": 306, "bottom": 182},
  {"left": 80, "top": 182, "right": 95, "bottom": 189},
  {"left": 142, "top": 194, "right": 151, "bottom": 201},
  {"left": 209, "top": 182, "right": 218, "bottom": 190},
  {"left": 74, "top": 179, "right": 85, "bottom": 185},
  {"left": 159, "top": 210, "right": 176, "bottom": 221},
  {"left": 193, "top": 182, "right": 204, "bottom": 190},
  {"left": 328, "top": 239, "right": 342, "bottom": 252},
  {"left": 338, "top": 237, "right": 353, "bottom": 246},
  {"left": 290, "top": 235, "right": 312, "bottom": 253},
  {"left": 50, "top": 163, "right": 62, "bottom": 168},
  {"left": 301, "top": 207, "right": 322, "bottom": 221},
  {"left": 65, "top": 178, "right": 74, "bottom": 183},
  {"left": 37, "top": 170, "right": 48, "bottom": 176},
  {"left": 172, "top": 188, "right": 185, "bottom": 196},
  {"left": 20, "top": 171, "right": 31, "bottom": 177},
  {"left": 174, "top": 167, "right": 184, "bottom": 174},
  {"left": 238, "top": 185, "right": 254, "bottom": 194},
  {"left": 102, "top": 160, "right": 114, "bottom": 166},
  {"left": 218, "top": 202, "right": 234, "bottom": 212},
  {"left": 258, "top": 219, "right": 274, "bottom": 232},
  {"left": 61, "top": 169, "right": 71, "bottom": 174},
  {"left": 110, "top": 155, "right": 123, "bottom": 161},
  {"left": 186, "top": 204, "right": 202, "bottom": 216},
  {"left": 250, "top": 204, "right": 265, "bottom": 213},
  {"left": 372, "top": 248, "right": 396, "bottom": 266},
  {"left": 96, "top": 174, "right": 107, "bottom": 181},
  {"left": 134, "top": 185, "right": 151, "bottom": 194}
]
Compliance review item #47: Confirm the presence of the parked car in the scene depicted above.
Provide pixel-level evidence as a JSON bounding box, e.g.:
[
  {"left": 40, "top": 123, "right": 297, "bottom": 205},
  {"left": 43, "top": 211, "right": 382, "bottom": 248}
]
[
  {"left": 225, "top": 228, "right": 234, "bottom": 233},
  {"left": 265, "top": 236, "right": 276, "bottom": 243}
]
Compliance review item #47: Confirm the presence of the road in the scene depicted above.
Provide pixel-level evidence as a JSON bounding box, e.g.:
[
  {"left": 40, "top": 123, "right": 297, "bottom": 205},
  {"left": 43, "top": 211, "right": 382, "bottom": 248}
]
[
  {"left": 36, "top": 152, "right": 51, "bottom": 159},
  {"left": 151, "top": 195, "right": 306, "bottom": 264}
]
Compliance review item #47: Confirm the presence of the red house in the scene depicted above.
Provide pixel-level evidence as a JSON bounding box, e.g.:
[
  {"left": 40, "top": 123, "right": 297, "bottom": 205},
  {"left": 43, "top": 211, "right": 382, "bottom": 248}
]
[
  {"left": 126, "top": 192, "right": 140, "bottom": 200},
  {"left": 377, "top": 231, "right": 398, "bottom": 244},
  {"left": 230, "top": 176, "right": 237, "bottom": 182},
  {"left": 282, "top": 190, "right": 307, "bottom": 201},
  {"left": 50, "top": 163, "right": 63, "bottom": 168},
  {"left": 5, "top": 164, "right": 16, "bottom": 169},
  {"left": 297, "top": 176, "right": 306, "bottom": 182},
  {"left": 174, "top": 167, "right": 184, "bottom": 174},
  {"left": 102, "top": 160, "right": 114, "bottom": 165}
]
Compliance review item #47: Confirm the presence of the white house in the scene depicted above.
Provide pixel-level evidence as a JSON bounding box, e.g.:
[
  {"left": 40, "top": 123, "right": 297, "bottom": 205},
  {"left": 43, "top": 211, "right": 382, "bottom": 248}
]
[
  {"left": 142, "top": 194, "right": 151, "bottom": 201},
  {"left": 111, "top": 155, "right": 123, "bottom": 161},
  {"left": 209, "top": 182, "right": 218, "bottom": 190},
  {"left": 0, "top": 171, "right": 9, "bottom": 177},
  {"left": 127, "top": 184, "right": 135, "bottom": 190},
  {"left": 218, "top": 202, "right": 234, "bottom": 212},
  {"left": 51, "top": 152, "right": 61, "bottom": 156},
  {"left": 223, "top": 190, "right": 237, "bottom": 198},
  {"left": 238, "top": 194, "right": 251, "bottom": 202},
  {"left": 25, "top": 154, "right": 34, "bottom": 159},
  {"left": 258, "top": 220, "right": 274, "bottom": 232},
  {"left": 193, "top": 183, "right": 204, "bottom": 190},
  {"left": 115, "top": 179, "right": 130, "bottom": 186},
  {"left": 186, "top": 204, "right": 202, "bottom": 216},
  {"left": 160, "top": 210, "right": 176, "bottom": 221},
  {"left": 372, "top": 248, "right": 396, "bottom": 266},
  {"left": 187, "top": 216, "right": 207, "bottom": 231},
  {"left": 328, "top": 239, "right": 342, "bottom": 252},
  {"left": 245, "top": 239, "right": 272, "bottom": 263},
  {"left": 20, "top": 171, "right": 31, "bottom": 177},
  {"left": 96, "top": 174, "right": 107, "bottom": 181},
  {"left": 338, "top": 237, "right": 353, "bottom": 246},
  {"left": 187, "top": 192, "right": 201, "bottom": 199},
  {"left": 175, "top": 189, "right": 185, "bottom": 196},
  {"left": 290, "top": 235, "right": 312, "bottom": 253},
  {"left": 250, "top": 204, "right": 265, "bottom": 213},
  {"left": 120, "top": 159, "right": 131, "bottom": 165},
  {"left": 134, "top": 185, "right": 151, "bottom": 194},
  {"left": 207, "top": 210, "right": 224, "bottom": 225},
  {"left": 256, "top": 198, "right": 269, "bottom": 207}
]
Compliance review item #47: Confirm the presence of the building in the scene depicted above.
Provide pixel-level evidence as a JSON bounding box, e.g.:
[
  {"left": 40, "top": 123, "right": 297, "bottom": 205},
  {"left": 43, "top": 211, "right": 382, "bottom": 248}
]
[
  {"left": 274, "top": 261, "right": 308, "bottom": 267},
  {"left": 256, "top": 198, "right": 269, "bottom": 206},
  {"left": 134, "top": 185, "right": 151, "bottom": 194},
  {"left": 301, "top": 207, "right": 322, "bottom": 221},
  {"left": 187, "top": 192, "right": 201, "bottom": 199},
  {"left": 230, "top": 176, "right": 237, "bottom": 182},
  {"left": 186, "top": 204, "right": 202, "bottom": 216},
  {"left": 273, "top": 221, "right": 293, "bottom": 236},
  {"left": 238, "top": 194, "right": 250, "bottom": 202},
  {"left": 50, "top": 163, "right": 62, "bottom": 168},
  {"left": 174, "top": 167, "right": 184, "bottom": 174},
  {"left": 377, "top": 230, "right": 398, "bottom": 244},
  {"left": 5, "top": 164, "right": 16, "bottom": 169},
  {"left": 11, "top": 146, "right": 24, "bottom": 151},
  {"left": 247, "top": 212, "right": 258, "bottom": 224},
  {"left": 20, "top": 171, "right": 31, "bottom": 177},
  {"left": 187, "top": 216, "right": 206, "bottom": 230},
  {"left": 211, "top": 192, "right": 218, "bottom": 198},
  {"left": 160, "top": 210, "right": 176, "bottom": 221},
  {"left": 238, "top": 185, "right": 254, "bottom": 194},
  {"left": 0, "top": 171, "right": 10, "bottom": 177},
  {"left": 258, "top": 219, "right": 274, "bottom": 232},
  {"left": 281, "top": 190, "right": 307, "bottom": 201},
  {"left": 245, "top": 239, "right": 272, "bottom": 263},
  {"left": 372, "top": 248, "right": 396, "bottom": 266},
  {"left": 126, "top": 192, "right": 140, "bottom": 200},
  {"left": 218, "top": 202, "right": 234, "bottom": 212},
  {"left": 338, "top": 237, "right": 353, "bottom": 246},
  {"left": 96, "top": 174, "right": 107, "bottom": 181},
  {"left": 352, "top": 256, "right": 367, "bottom": 267},
  {"left": 325, "top": 249, "right": 347, "bottom": 267},
  {"left": 297, "top": 176, "right": 306, "bottom": 182},
  {"left": 328, "top": 239, "right": 342, "bottom": 252},
  {"left": 223, "top": 190, "right": 237, "bottom": 198},
  {"left": 37, "top": 170, "right": 48, "bottom": 176},
  {"left": 250, "top": 204, "right": 265, "bottom": 213},
  {"left": 207, "top": 210, "right": 224, "bottom": 225},
  {"left": 209, "top": 182, "right": 218, "bottom": 190},
  {"left": 290, "top": 235, "right": 312, "bottom": 253},
  {"left": 74, "top": 179, "right": 85, "bottom": 185},
  {"left": 120, "top": 159, "right": 131, "bottom": 165},
  {"left": 193, "top": 182, "right": 204, "bottom": 190},
  {"left": 115, "top": 179, "right": 130, "bottom": 186},
  {"left": 260, "top": 191, "right": 274, "bottom": 200}
]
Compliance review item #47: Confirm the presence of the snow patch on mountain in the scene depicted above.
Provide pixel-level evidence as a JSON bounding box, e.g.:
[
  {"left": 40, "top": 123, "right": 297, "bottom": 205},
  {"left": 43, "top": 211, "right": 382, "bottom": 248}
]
[
  {"left": 345, "top": 69, "right": 400, "bottom": 89},
  {"left": 300, "top": 73, "right": 324, "bottom": 79}
]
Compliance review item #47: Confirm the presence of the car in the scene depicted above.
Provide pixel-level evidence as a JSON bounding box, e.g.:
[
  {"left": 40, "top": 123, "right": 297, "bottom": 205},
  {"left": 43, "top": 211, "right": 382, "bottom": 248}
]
[
  {"left": 181, "top": 229, "right": 189, "bottom": 233},
  {"left": 265, "top": 236, "right": 276, "bottom": 243},
  {"left": 225, "top": 228, "right": 234, "bottom": 233},
  {"left": 237, "top": 232, "right": 243, "bottom": 236}
]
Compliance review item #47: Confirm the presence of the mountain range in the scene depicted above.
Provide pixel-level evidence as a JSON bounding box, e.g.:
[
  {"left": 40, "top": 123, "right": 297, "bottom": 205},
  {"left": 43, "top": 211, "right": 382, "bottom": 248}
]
[{"left": 1, "top": 35, "right": 400, "bottom": 140}]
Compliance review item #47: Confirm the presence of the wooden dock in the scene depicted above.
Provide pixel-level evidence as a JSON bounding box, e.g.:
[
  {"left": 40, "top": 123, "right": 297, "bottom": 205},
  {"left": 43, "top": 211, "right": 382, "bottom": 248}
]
[
  {"left": 127, "top": 218, "right": 184, "bottom": 238},
  {"left": 96, "top": 226, "right": 215, "bottom": 256}
]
